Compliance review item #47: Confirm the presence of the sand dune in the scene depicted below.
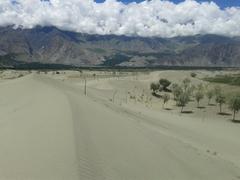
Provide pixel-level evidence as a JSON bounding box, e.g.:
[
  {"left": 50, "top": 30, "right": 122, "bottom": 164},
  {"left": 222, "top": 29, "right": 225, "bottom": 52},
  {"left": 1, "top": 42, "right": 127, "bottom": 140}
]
[{"left": 0, "top": 73, "right": 240, "bottom": 180}]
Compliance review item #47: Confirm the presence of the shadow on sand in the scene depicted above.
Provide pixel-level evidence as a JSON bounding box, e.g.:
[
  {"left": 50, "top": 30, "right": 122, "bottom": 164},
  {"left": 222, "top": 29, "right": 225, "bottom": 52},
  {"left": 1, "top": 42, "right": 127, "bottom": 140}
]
[
  {"left": 232, "top": 119, "right": 240, "bottom": 123},
  {"left": 208, "top": 103, "right": 216, "bottom": 106},
  {"left": 197, "top": 106, "right": 206, "bottom": 109},
  {"left": 181, "top": 110, "right": 194, "bottom": 114},
  {"left": 218, "top": 112, "right": 232, "bottom": 116},
  {"left": 164, "top": 108, "right": 172, "bottom": 111}
]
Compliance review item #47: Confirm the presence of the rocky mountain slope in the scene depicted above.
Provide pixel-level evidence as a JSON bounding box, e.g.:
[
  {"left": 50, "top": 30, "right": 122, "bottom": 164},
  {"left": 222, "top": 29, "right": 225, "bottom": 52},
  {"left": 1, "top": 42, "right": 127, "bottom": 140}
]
[{"left": 0, "top": 26, "right": 240, "bottom": 67}]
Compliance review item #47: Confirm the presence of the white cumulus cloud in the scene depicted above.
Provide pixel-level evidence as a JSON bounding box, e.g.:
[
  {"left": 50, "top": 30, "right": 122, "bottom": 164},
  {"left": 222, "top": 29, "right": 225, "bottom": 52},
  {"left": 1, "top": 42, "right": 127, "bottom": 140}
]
[{"left": 0, "top": 0, "right": 240, "bottom": 37}]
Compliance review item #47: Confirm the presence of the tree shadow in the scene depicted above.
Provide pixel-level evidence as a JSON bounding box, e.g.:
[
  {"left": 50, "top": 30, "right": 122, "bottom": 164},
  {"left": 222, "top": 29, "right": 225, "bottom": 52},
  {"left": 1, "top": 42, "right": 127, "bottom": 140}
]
[
  {"left": 218, "top": 112, "right": 232, "bottom": 116},
  {"left": 208, "top": 103, "right": 216, "bottom": 106},
  {"left": 152, "top": 92, "right": 162, "bottom": 98},
  {"left": 232, "top": 119, "right": 240, "bottom": 123},
  {"left": 164, "top": 108, "right": 172, "bottom": 111},
  {"left": 197, "top": 106, "right": 206, "bottom": 109},
  {"left": 181, "top": 110, "right": 194, "bottom": 114}
]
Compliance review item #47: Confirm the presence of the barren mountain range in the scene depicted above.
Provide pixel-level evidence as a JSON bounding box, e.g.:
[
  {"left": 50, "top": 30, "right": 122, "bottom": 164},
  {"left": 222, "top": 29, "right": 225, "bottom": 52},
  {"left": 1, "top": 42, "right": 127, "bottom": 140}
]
[{"left": 1, "top": 26, "right": 240, "bottom": 68}]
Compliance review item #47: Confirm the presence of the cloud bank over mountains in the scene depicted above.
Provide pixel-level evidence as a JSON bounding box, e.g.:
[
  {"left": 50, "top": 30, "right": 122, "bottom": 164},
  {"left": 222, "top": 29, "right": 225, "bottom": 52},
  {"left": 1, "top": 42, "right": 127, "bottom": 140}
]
[{"left": 1, "top": 0, "right": 240, "bottom": 37}]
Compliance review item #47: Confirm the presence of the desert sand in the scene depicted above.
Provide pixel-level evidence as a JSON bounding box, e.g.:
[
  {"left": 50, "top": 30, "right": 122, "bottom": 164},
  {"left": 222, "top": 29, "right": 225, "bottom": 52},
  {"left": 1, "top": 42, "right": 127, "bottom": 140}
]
[{"left": 0, "top": 70, "right": 240, "bottom": 180}]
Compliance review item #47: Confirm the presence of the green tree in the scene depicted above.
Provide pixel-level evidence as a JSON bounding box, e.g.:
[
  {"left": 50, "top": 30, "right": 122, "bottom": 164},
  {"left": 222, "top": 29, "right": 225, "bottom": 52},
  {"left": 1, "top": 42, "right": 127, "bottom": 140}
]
[
  {"left": 150, "top": 82, "right": 160, "bottom": 95},
  {"left": 162, "top": 94, "right": 170, "bottom": 109},
  {"left": 159, "top": 79, "right": 171, "bottom": 91},
  {"left": 197, "top": 83, "right": 205, "bottom": 92},
  {"left": 182, "top": 78, "right": 191, "bottom": 91},
  {"left": 177, "top": 92, "right": 190, "bottom": 113},
  {"left": 214, "top": 85, "right": 222, "bottom": 95},
  {"left": 216, "top": 93, "right": 226, "bottom": 114},
  {"left": 228, "top": 95, "right": 240, "bottom": 121},
  {"left": 188, "top": 85, "right": 196, "bottom": 97},
  {"left": 195, "top": 91, "right": 204, "bottom": 108},
  {"left": 171, "top": 83, "right": 183, "bottom": 100},
  {"left": 206, "top": 89, "right": 214, "bottom": 105}
]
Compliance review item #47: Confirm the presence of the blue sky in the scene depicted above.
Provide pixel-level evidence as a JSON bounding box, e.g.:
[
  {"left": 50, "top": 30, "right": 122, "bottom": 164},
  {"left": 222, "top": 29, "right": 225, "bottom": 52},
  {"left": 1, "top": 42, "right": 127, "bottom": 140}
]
[{"left": 95, "top": 0, "right": 240, "bottom": 8}]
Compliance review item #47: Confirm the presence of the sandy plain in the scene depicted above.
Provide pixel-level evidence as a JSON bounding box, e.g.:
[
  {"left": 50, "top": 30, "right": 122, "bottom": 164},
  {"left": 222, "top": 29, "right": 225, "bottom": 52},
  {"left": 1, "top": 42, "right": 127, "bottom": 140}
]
[{"left": 0, "top": 69, "right": 239, "bottom": 180}]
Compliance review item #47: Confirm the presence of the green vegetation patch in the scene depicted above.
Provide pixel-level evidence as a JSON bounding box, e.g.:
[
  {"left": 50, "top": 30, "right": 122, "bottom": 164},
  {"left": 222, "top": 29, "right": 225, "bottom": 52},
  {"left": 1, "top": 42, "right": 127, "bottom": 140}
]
[
  {"left": 203, "top": 74, "right": 240, "bottom": 86},
  {"left": 102, "top": 54, "right": 132, "bottom": 66},
  {"left": 124, "top": 50, "right": 175, "bottom": 58}
]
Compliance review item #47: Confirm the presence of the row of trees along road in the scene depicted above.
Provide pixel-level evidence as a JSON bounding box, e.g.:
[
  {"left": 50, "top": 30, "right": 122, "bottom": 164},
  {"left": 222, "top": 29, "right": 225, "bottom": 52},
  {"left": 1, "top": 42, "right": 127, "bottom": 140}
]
[{"left": 151, "top": 77, "right": 240, "bottom": 122}]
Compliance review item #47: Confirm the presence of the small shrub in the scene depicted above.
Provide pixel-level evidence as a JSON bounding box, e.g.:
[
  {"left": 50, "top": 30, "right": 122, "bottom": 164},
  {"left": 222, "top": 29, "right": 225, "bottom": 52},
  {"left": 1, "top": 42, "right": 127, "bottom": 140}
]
[
  {"left": 191, "top": 72, "right": 197, "bottom": 78},
  {"left": 228, "top": 95, "right": 240, "bottom": 121},
  {"left": 18, "top": 74, "right": 24, "bottom": 78}
]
